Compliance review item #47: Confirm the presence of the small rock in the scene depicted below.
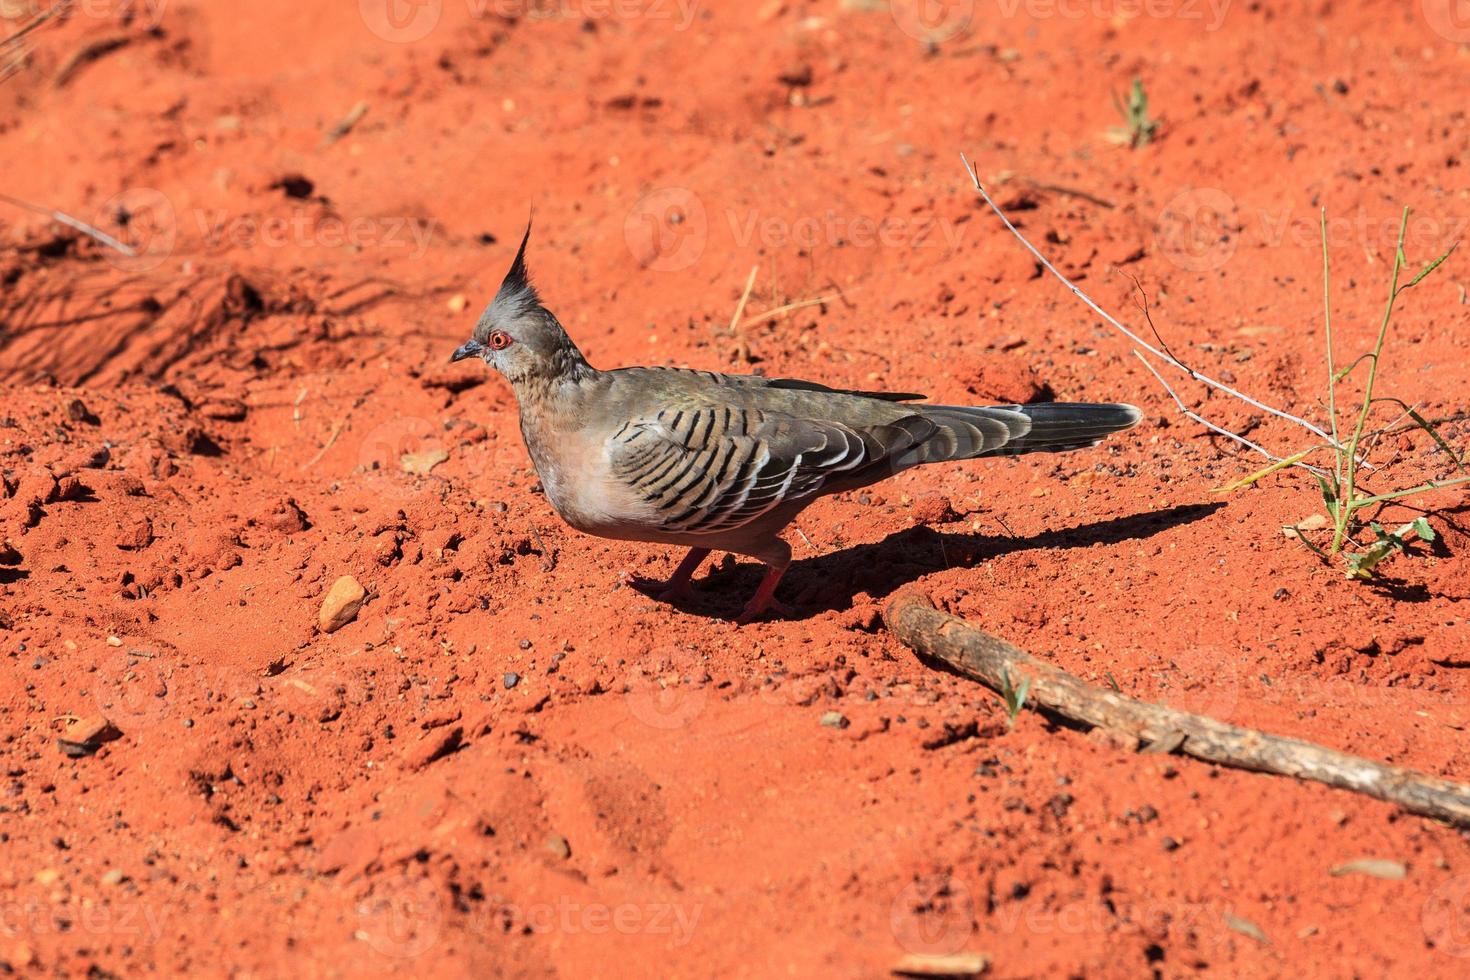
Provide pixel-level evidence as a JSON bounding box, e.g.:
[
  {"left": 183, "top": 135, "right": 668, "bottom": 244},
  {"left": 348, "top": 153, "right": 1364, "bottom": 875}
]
[
  {"left": 503, "top": 672, "right": 520, "bottom": 690},
  {"left": 401, "top": 447, "right": 449, "bottom": 476},
  {"left": 910, "top": 492, "right": 957, "bottom": 525},
  {"left": 1224, "top": 912, "right": 1270, "bottom": 945},
  {"left": 777, "top": 62, "right": 813, "bottom": 87},
  {"left": 115, "top": 516, "right": 154, "bottom": 550},
  {"left": 66, "top": 399, "right": 99, "bottom": 425},
  {"left": 1330, "top": 858, "right": 1407, "bottom": 880},
  {"left": 319, "top": 575, "right": 367, "bottom": 633},
  {"left": 258, "top": 497, "right": 308, "bottom": 535},
  {"left": 199, "top": 398, "right": 248, "bottom": 421},
  {"left": 57, "top": 715, "right": 120, "bottom": 757},
  {"left": 546, "top": 835, "right": 571, "bottom": 860},
  {"left": 954, "top": 351, "right": 1049, "bottom": 404},
  {"left": 819, "top": 710, "right": 849, "bottom": 729},
  {"left": 100, "top": 868, "right": 126, "bottom": 886},
  {"left": 404, "top": 725, "right": 464, "bottom": 771},
  {"left": 891, "top": 952, "right": 990, "bottom": 977}
]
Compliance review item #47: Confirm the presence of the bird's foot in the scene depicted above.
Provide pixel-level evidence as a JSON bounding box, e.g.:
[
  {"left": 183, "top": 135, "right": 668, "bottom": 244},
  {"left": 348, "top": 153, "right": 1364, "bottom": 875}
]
[
  {"left": 624, "top": 573, "right": 696, "bottom": 604},
  {"left": 623, "top": 547, "right": 711, "bottom": 606},
  {"left": 734, "top": 595, "right": 794, "bottom": 625}
]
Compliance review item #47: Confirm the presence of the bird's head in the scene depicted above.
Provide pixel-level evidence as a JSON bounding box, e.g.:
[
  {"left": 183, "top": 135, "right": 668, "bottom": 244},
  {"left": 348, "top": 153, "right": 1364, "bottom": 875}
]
[{"left": 450, "top": 221, "right": 587, "bottom": 385}]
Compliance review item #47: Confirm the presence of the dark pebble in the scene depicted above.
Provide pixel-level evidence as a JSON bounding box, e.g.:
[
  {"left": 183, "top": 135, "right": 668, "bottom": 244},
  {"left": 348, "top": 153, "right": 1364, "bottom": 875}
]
[{"left": 504, "top": 672, "right": 520, "bottom": 690}]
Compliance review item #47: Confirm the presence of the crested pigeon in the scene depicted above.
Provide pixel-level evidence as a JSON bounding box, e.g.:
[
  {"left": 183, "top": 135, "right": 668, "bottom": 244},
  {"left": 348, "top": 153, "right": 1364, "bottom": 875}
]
[{"left": 451, "top": 225, "right": 1141, "bottom": 623}]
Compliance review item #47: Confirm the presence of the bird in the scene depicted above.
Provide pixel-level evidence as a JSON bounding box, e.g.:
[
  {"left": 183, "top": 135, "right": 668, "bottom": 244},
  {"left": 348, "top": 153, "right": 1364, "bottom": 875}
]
[{"left": 451, "top": 224, "right": 1141, "bottom": 623}]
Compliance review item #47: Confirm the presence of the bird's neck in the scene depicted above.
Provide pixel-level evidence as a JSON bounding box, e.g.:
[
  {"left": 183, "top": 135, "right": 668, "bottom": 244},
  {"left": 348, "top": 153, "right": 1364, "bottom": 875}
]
[{"left": 508, "top": 347, "right": 595, "bottom": 403}]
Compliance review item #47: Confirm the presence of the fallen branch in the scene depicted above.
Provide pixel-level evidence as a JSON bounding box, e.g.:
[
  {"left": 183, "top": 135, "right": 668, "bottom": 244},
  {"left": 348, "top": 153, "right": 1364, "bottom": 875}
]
[{"left": 883, "top": 589, "right": 1470, "bottom": 826}]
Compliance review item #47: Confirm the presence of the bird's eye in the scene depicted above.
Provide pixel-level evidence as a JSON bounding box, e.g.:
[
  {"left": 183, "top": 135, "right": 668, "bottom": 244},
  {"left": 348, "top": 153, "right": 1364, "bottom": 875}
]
[{"left": 489, "top": 330, "right": 513, "bottom": 350}]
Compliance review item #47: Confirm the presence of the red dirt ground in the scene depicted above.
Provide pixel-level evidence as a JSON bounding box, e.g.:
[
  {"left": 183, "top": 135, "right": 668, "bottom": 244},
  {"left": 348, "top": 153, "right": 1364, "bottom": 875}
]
[{"left": 3, "top": 1, "right": 1470, "bottom": 976}]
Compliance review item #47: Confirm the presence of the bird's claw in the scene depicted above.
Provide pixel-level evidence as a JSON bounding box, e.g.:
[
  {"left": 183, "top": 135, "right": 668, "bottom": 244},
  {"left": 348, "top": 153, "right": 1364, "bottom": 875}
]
[
  {"left": 626, "top": 575, "right": 694, "bottom": 604},
  {"left": 734, "top": 596, "right": 794, "bottom": 625}
]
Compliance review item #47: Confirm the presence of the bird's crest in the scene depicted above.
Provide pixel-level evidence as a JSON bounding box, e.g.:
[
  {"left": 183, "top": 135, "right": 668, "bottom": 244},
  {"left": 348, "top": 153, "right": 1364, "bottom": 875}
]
[{"left": 491, "top": 217, "right": 540, "bottom": 319}]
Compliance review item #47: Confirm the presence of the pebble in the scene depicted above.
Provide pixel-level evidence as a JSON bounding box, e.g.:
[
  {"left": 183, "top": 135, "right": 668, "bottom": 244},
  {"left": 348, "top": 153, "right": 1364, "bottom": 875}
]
[
  {"left": 504, "top": 672, "right": 520, "bottom": 690},
  {"left": 819, "top": 710, "right": 849, "bottom": 729},
  {"left": 57, "top": 715, "right": 119, "bottom": 757},
  {"left": 319, "top": 575, "right": 367, "bottom": 633}
]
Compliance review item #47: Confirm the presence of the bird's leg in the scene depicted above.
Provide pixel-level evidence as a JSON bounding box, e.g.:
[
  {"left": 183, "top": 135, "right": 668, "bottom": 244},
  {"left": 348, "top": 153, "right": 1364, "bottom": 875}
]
[
  {"left": 659, "top": 546, "right": 711, "bottom": 600},
  {"left": 629, "top": 546, "right": 710, "bottom": 603},
  {"left": 735, "top": 539, "right": 793, "bottom": 625}
]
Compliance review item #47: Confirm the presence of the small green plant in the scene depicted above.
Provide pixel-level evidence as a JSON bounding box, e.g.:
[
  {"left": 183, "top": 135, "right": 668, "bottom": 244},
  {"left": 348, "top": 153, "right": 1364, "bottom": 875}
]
[
  {"left": 1110, "top": 78, "right": 1160, "bottom": 149},
  {"left": 1220, "top": 208, "right": 1468, "bottom": 578},
  {"left": 1000, "top": 669, "right": 1031, "bottom": 728}
]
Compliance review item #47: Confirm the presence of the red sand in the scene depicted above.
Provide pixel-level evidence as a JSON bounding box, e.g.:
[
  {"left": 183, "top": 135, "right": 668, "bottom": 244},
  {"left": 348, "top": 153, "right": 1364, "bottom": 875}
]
[{"left": 3, "top": 1, "right": 1469, "bottom": 976}]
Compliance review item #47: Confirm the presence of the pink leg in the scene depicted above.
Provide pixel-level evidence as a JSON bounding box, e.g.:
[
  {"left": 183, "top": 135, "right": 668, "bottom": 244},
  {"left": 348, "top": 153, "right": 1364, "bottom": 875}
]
[
  {"left": 660, "top": 547, "right": 711, "bottom": 600},
  {"left": 735, "top": 563, "right": 794, "bottom": 625},
  {"left": 629, "top": 547, "right": 710, "bottom": 603}
]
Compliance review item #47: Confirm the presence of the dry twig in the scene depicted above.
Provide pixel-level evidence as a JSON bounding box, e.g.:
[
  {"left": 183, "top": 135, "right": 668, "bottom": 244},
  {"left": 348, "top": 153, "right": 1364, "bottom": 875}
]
[{"left": 885, "top": 589, "right": 1470, "bottom": 826}]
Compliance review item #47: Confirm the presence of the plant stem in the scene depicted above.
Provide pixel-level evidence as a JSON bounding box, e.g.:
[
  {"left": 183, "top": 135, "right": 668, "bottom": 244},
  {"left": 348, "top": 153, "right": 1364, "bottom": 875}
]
[
  {"left": 1320, "top": 209, "right": 1342, "bottom": 491},
  {"left": 1350, "top": 475, "right": 1470, "bottom": 508},
  {"left": 1331, "top": 208, "right": 1411, "bottom": 554}
]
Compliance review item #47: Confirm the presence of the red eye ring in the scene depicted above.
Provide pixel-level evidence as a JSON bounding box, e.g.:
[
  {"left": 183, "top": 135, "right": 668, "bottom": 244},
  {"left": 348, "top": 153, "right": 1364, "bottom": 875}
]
[{"left": 488, "top": 330, "right": 512, "bottom": 351}]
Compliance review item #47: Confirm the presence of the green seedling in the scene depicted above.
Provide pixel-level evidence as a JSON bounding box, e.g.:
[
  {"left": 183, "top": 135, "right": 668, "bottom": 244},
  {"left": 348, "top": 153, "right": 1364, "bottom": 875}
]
[
  {"left": 1000, "top": 669, "right": 1031, "bottom": 728},
  {"left": 1110, "top": 77, "right": 1160, "bottom": 149}
]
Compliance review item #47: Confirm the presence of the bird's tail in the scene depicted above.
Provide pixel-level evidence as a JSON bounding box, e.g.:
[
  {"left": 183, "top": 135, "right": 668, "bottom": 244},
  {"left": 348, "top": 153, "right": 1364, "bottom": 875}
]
[
  {"left": 990, "top": 402, "right": 1142, "bottom": 455},
  {"left": 896, "top": 402, "right": 1141, "bottom": 467}
]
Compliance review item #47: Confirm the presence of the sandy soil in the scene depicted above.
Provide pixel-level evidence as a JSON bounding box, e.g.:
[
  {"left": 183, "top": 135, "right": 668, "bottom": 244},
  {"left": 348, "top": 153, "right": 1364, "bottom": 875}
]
[{"left": 3, "top": 1, "right": 1470, "bottom": 976}]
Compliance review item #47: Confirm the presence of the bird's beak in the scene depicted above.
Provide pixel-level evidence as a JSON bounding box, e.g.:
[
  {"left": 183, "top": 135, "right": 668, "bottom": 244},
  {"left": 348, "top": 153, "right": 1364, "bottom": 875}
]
[{"left": 450, "top": 339, "right": 483, "bottom": 363}]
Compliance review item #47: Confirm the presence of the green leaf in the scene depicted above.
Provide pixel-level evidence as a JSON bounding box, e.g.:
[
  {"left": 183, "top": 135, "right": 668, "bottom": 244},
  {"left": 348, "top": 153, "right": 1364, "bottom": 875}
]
[
  {"left": 1404, "top": 241, "right": 1458, "bottom": 290},
  {"left": 1413, "top": 517, "right": 1437, "bottom": 542}
]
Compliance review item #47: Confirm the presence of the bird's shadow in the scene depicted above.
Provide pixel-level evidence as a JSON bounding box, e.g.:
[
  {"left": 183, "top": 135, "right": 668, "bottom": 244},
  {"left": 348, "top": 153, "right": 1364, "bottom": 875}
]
[{"left": 657, "top": 501, "right": 1226, "bottom": 622}]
